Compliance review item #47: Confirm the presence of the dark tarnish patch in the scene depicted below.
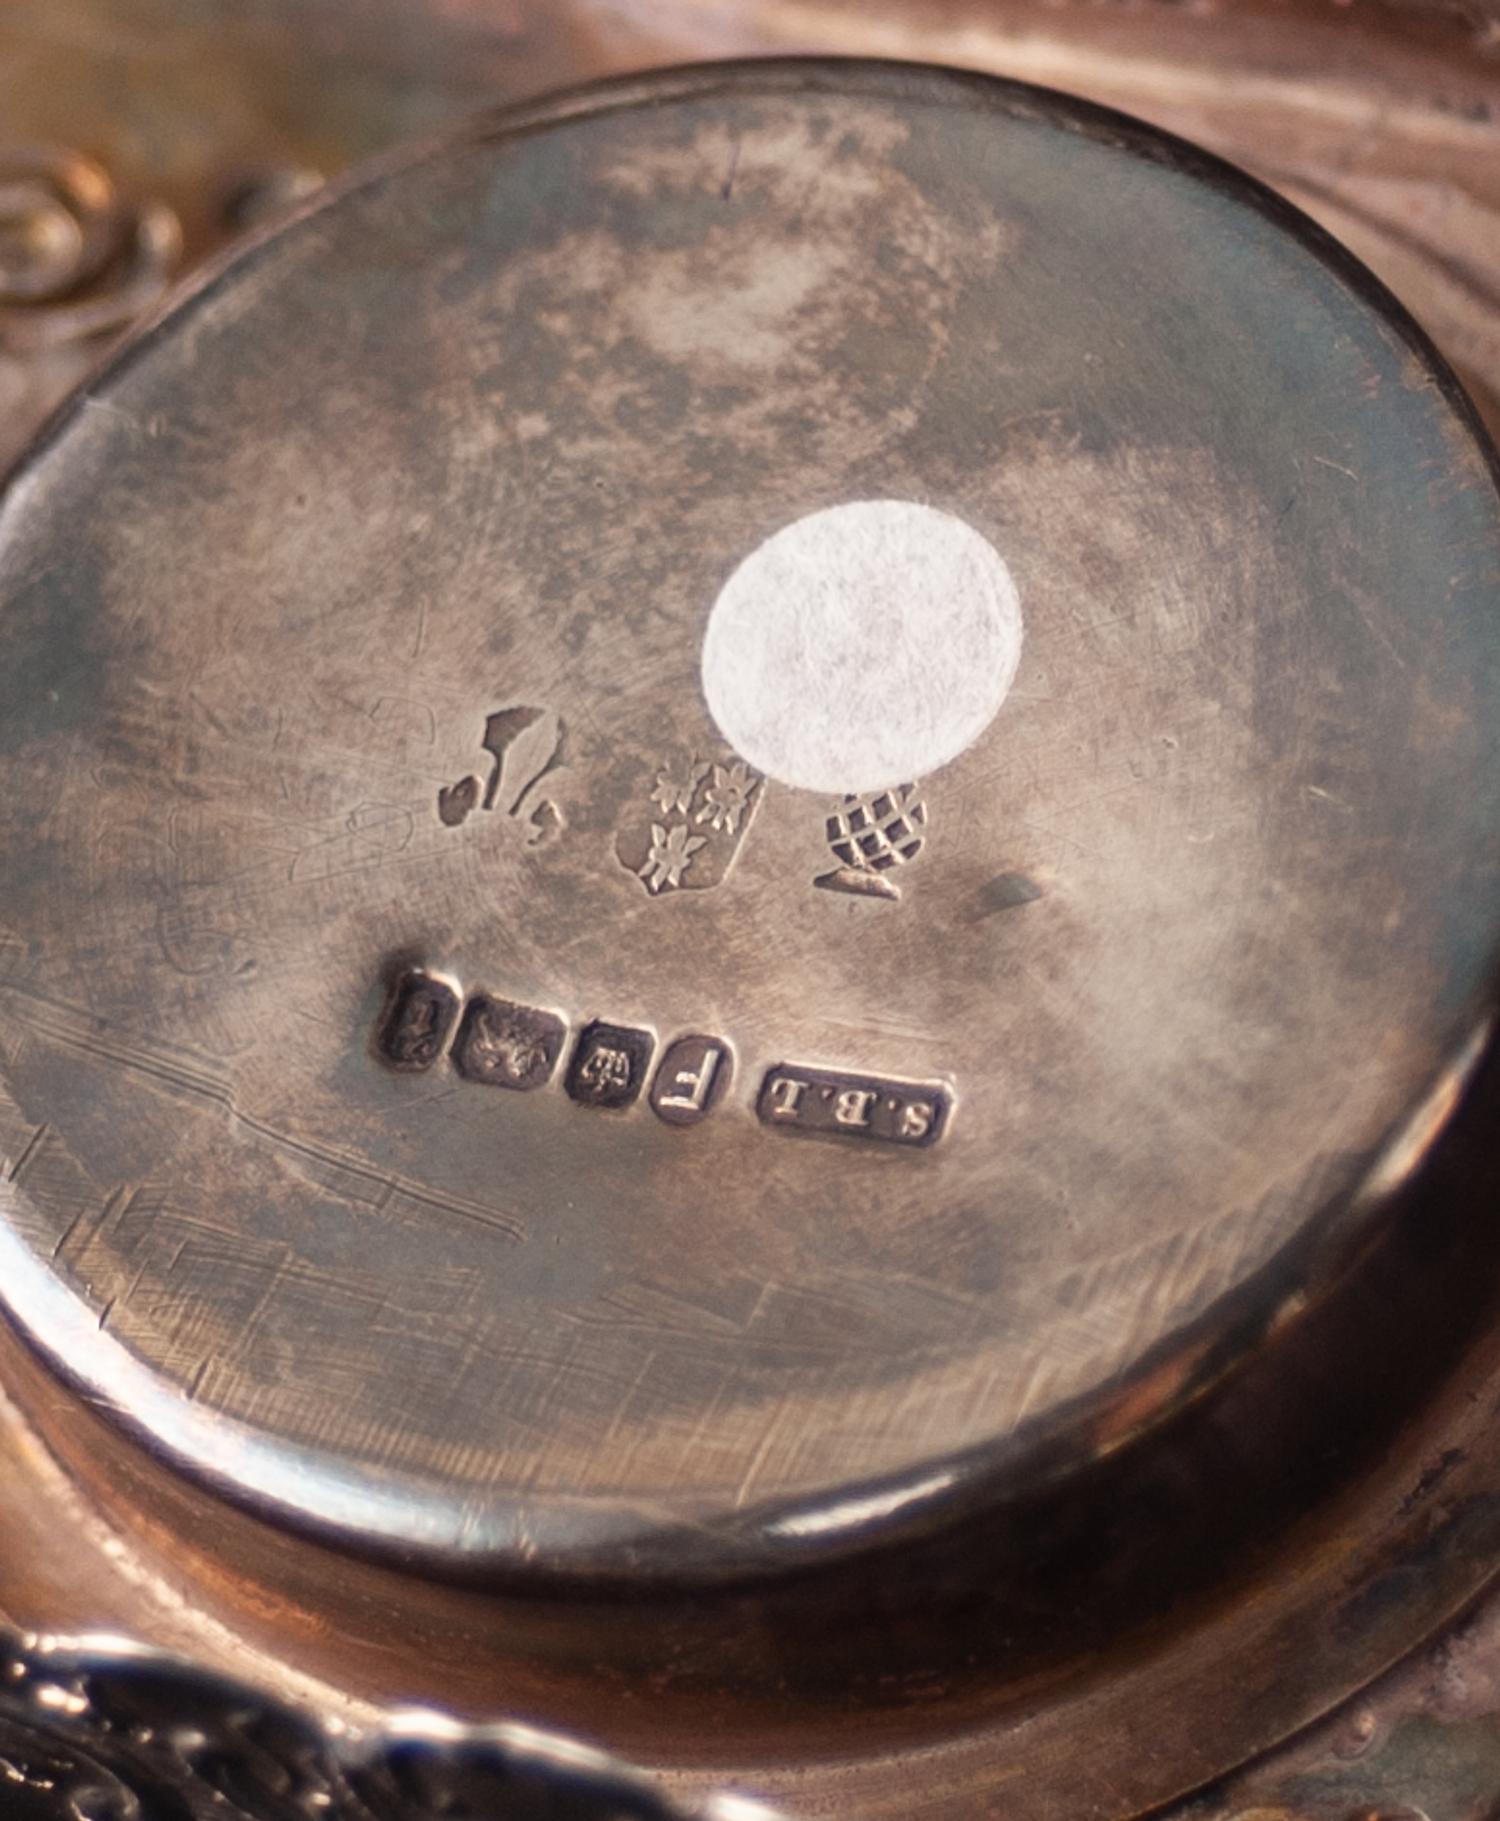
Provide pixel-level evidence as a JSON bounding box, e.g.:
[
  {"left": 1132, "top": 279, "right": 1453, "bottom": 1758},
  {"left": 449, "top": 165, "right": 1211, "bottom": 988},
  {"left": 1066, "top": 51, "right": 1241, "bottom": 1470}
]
[
  {"left": 972, "top": 871, "right": 1044, "bottom": 919},
  {"left": 1336, "top": 1492, "right": 1500, "bottom": 1652},
  {"left": 1399, "top": 1446, "right": 1469, "bottom": 1518},
  {"left": 0, "top": 557, "right": 115, "bottom": 759}
]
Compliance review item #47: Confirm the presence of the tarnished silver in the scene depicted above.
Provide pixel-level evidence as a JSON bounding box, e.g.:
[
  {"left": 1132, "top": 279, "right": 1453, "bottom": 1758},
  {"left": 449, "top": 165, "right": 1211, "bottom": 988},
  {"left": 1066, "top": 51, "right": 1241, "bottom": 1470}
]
[
  {"left": 1, "top": 9, "right": 1499, "bottom": 1821},
  {"left": 0, "top": 1625, "right": 774, "bottom": 1821}
]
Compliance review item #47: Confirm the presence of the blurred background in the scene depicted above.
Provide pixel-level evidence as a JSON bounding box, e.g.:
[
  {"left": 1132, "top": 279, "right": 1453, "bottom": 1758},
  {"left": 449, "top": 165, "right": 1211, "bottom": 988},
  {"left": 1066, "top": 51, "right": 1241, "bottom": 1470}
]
[{"left": 1, "top": 0, "right": 1498, "bottom": 467}]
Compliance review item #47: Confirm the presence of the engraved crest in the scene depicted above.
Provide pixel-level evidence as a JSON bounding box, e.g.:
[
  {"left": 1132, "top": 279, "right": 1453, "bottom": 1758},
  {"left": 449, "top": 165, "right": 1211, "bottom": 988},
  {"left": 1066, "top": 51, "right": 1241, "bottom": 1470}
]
[{"left": 615, "top": 755, "right": 763, "bottom": 896}]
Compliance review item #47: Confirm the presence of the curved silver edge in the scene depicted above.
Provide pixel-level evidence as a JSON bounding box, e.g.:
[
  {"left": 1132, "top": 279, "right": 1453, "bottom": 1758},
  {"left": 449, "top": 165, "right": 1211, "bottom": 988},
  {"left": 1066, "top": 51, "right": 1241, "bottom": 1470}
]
[{"left": 0, "top": 1625, "right": 781, "bottom": 1821}]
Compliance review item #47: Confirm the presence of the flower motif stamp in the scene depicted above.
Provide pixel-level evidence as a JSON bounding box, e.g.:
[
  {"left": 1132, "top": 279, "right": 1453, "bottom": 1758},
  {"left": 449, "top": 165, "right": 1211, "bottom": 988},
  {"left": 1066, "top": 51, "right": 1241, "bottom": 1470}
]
[
  {"left": 615, "top": 752, "right": 764, "bottom": 897},
  {"left": 697, "top": 760, "right": 756, "bottom": 834},
  {"left": 650, "top": 758, "right": 706, "bottom": 816},
  {"left": 640, "top": 821, "right": 707, "bottom": 894}
]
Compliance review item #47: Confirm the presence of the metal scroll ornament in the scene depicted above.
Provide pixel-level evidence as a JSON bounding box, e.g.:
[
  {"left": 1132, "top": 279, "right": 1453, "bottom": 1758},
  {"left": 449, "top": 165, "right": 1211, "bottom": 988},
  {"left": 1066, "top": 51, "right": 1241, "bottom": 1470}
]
[
  {"left": 0, "top": 1628, "right": 774, "bottom": 1821},
  {"left": 0, "top": 146, "right": 181, "bottom": 351}
]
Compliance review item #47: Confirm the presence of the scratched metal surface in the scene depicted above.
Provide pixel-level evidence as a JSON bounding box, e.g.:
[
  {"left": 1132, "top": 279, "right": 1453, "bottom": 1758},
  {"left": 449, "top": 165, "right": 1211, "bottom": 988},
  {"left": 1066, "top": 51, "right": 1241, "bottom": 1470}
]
[
  {"left": 0, "top": 52, "right": 1498, "bottom": 1821},
  {"left": 0, "top": 60, "right": 1495, "bottom": 1555}
]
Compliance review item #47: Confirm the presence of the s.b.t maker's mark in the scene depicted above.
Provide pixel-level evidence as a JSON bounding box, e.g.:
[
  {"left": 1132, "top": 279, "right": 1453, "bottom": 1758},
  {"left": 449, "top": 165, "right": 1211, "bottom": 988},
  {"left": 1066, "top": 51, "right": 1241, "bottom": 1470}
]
[{"left": 757, "top": 1065, "right": 947, "bottom": 1147}]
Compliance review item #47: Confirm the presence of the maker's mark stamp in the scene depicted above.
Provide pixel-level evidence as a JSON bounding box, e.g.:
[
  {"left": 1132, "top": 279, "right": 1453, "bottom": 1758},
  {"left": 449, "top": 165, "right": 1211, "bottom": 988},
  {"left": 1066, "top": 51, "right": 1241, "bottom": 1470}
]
[{"left": 757, "top": 1064, "right": 947, "bottom": 1147}]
